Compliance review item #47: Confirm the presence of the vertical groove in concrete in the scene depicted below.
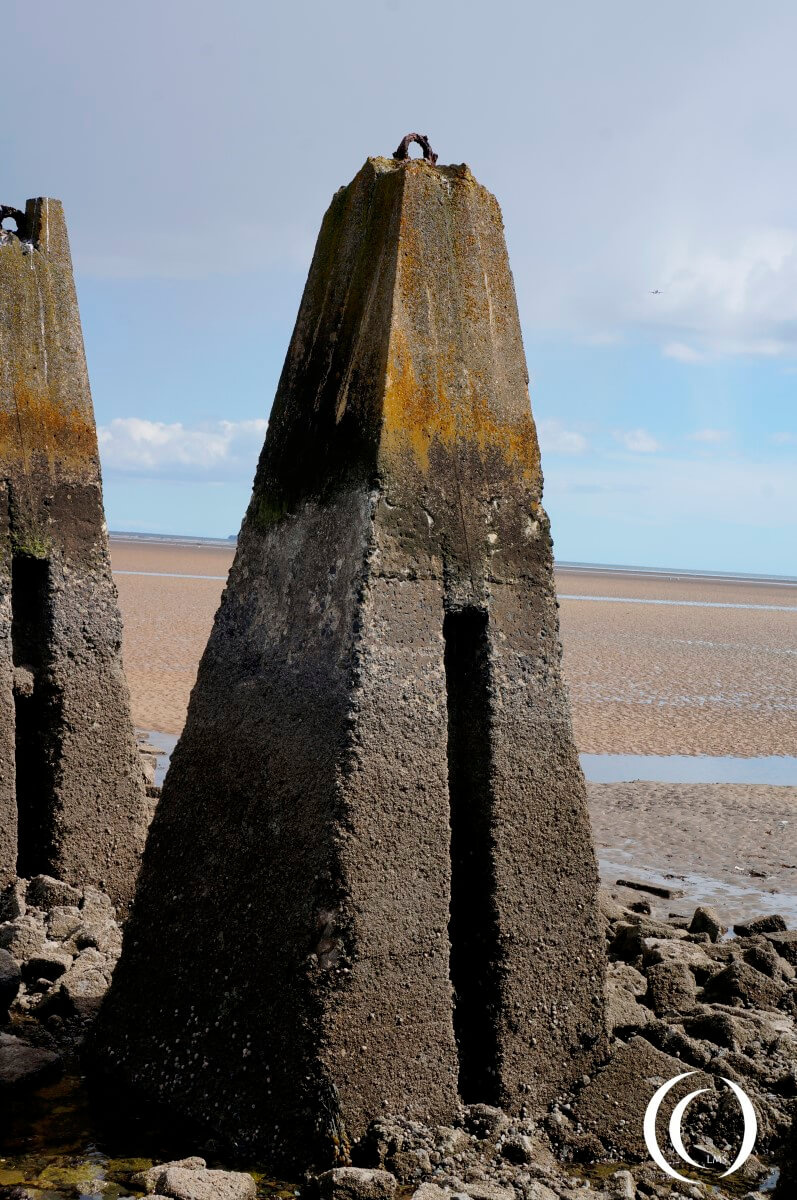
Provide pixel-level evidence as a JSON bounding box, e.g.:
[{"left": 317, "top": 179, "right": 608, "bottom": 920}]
[
  {"left": 444, "top": 607, "right": 501, "bottom": 1104},
  {"left": 0, "top": 198, "right": 148, "bottom": 907},
  {"left": 11, "top": 553, "right": 60, "bottom": 877},
  {"left": 95, "top": 157, "right": 606, "bottom": 1168}
]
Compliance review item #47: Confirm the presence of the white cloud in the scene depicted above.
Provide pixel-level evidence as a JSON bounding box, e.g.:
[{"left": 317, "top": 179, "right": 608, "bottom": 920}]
[
  {"left": 689, "top": 429, "right": 730, "bottom": 444},
  {"left": 98, "top": 417, "right": 267, "bottom": 479},
  {"left": 646, "top": 231, "right": 797, "bottom": 359},
  {"left": 582, "top": 332, "right": 624, "bottom": 348},
  {"left": 537, "top": 419, "right": 588, "bottom": 455},
  {"left": 614, "top": 428, "right": 662, "bottom": 454},
  {"left": 771, "top": 431, "right": 797, "bottom": 445},
  {"left": 663, "top": 342, "right": 708, "bottom": 364},
  {"left": 544, "top": 453, "right": 797, "bottom": 533},
  {"left": 10, "top": 1, "right": 797, "bottom": 372}
]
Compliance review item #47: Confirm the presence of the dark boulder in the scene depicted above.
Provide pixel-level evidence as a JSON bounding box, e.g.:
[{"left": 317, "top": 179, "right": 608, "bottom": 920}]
[{"left": 0, "top": 948, "right": 21, "bottom": 1014}]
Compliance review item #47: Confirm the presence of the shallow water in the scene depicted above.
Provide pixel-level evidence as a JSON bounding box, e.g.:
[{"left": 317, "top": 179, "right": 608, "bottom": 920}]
[
  {"left": 559, "top": 592, "right": 797, "bottom": 612},
  {"left": 598, "top": 845, "right": 797, "bottom": 927},
  {"left": 0, "top": 1071, "right": 156, "bottom": 1198},
  {"left": 0, "top": 1069, "right": 293, "bottom": 1199},
  {"left": 139, "top": 731, "right": 177, "bottom": 786},
  {"left": 140, "top": 733, "right": 797, "bottom": 790},
  {"left": 582, "top": 753, "right": 797, "bottom": 786}
]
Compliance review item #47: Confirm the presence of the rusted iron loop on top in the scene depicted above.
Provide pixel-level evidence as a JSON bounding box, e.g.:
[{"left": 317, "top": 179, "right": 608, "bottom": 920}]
[
  {"left": 0, "top": 205, "right": 25, "bottom": 233},
  {"left": 393, "top": 133, "right": 438, "bottom": 165}
]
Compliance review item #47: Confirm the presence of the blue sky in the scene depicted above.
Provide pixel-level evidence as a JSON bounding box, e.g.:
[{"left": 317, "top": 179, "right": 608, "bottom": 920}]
[{"left": 4, "top": 1, "right": 796, "bottom": 572}]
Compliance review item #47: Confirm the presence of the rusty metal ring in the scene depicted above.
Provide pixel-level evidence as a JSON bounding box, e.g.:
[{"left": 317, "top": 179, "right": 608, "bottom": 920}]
[
  {"left": 392, "top": 133, "right": 438, "bottom": 165},
  {"left": 0, "top": 205, "right": 25, "bottom": 233}
]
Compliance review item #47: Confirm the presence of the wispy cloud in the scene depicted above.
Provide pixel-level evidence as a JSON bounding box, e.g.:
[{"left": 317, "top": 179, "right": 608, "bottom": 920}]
[
  {"left": 537, "top": 419, "right": 588, "bottom": 455},
  {"left": 689, "top": 429, "right": 730, "bottom": 444},
  {"left": 98, "top": 417, "right": 267, "bottom": 479},
  {"left": 545, "top": 453, "right": 797, "bottom": 533},
  {"left": 647, "top": 231, "right": 797, "bottom": 360},
  {"left": 582, "top": 331, "right": 624, "bottom": 348},
  {"left": 614, "top": 428, "right": 662, "bottom": 453},
  {"left": 771, "top": 431, "right": 797, "bottom": 445},
  {"left": 663, "top": 342, "right": 708, "bottom": 364}
]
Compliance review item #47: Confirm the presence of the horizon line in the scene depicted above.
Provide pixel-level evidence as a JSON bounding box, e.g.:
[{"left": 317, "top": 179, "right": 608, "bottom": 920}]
[{"left": 108, "top": 531, "right": 797, "bottom": 587}]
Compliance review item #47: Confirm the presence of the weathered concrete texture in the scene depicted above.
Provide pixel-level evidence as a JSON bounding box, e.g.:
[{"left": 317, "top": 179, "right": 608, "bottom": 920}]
[
  {"left": 95, "top": 158, "right": 606, "bottom": 1166},
  {"left": 0, "top": 198, "right": 148, "bottom": 908}
]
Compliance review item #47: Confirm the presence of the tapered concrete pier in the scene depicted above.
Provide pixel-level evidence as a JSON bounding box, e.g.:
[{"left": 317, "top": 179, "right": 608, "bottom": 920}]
[
  {"left": 96, "top": 156, "right": 606, "bottom": 1165},
  {"left": 0, "top": 199, "right": 148, "bottom": 908}
]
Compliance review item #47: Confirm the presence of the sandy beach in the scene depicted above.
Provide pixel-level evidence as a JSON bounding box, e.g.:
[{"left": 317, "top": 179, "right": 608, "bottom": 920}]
[
  {"left": 112, "top": 540, "right": 232, "bottom": 736},
  {"left": 558, "top": 566, "right": 797, "bottom": 757},
  {"left": 111, "top": 541, "right": 796, "bottom": 753},
  {"left": 110, "top": 538, "right": 797, "bottom": 924}
]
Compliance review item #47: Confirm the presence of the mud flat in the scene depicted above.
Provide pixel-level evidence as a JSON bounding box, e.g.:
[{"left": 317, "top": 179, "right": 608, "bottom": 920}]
[
  {"left": 557, "top": 566, "right": 797, "bottom": 757},
  {"left": 590, "top": 780, "right": 797, "bottom": 926}
]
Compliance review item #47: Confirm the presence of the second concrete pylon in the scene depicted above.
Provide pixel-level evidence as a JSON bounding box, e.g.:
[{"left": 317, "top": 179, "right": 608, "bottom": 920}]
[{"left": 95, "top": 154, "right": 607, "bottom": 1168}]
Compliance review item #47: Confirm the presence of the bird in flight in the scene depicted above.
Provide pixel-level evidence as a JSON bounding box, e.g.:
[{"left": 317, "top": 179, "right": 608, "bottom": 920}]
[{"left": 650, "top": 289, "right": 663, "bottom": 295}]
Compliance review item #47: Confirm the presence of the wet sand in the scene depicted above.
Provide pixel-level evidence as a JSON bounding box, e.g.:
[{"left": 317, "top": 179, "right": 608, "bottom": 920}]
[
  {"left": 590, "top": 781, "right": 797, "bottom": 926},
  {"left": 110, "top": 538, "right": 797, "bottom": 922},
  {"left": 112, "top": 540, "right": 232, "bottom": 735},
  {"left": 557, "top": 566, "right": 796, "bottom": 757}
]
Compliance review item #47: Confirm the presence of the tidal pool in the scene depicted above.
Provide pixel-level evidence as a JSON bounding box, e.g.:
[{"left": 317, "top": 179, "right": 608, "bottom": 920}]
[
  {"left": 0, "top": 1068, "right": 293, "bottom": 1199},
  {"left": 581, "top": 753, "right": 797, "bottom": 786},
  {"left": 140, "top": 733, "right": 797, "bottom": 791}
]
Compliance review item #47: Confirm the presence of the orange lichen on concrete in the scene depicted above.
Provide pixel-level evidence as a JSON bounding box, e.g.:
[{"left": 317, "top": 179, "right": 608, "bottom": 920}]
[
  {"left": 376, "top": 159, "right": 541, "bottom": 493},
  {"left": 0, "top": 377, "right": 98, "bottom": 476},
  {"left": 382, "top": 328, "right": 456, "bottom": 471},
  {"left": 382, "top": 322, "right": 541, "bottom": 488}
]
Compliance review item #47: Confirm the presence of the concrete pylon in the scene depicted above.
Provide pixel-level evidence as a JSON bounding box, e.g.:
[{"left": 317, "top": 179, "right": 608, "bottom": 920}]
[
  {"left": 95, "top": 157, "right": 607, "bottom": 1166},
  {"left": 0, "top": 198, "right": 148, "bottom": 909}
]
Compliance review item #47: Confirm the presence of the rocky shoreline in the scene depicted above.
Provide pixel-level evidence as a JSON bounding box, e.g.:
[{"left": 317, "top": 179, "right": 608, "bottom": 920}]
[{"left": 2, "top": 875, "right": 796, "bottom": 1199}]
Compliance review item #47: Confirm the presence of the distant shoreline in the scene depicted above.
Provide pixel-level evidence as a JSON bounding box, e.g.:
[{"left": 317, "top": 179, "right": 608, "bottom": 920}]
[
  {"left": 110, "top": 530, "right": 236, "bottom": 549},
  {"left": 108, "top": 531, "right": 797, "bottom": 586}
]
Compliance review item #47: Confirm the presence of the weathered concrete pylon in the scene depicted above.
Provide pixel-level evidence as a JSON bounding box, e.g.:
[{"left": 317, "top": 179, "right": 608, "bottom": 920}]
[
  {"left": 95, "top": 157, "right": 607, "bottom": 1165},
  {"left": 0, "top": 199, "right": 148, "bottom": 909}
]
